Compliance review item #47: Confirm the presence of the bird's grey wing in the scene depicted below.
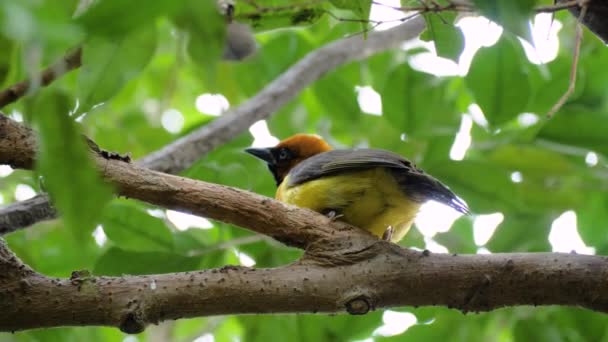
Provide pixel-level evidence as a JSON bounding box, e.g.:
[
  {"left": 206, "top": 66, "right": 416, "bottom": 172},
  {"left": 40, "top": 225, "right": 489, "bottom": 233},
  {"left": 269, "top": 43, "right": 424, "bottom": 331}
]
[
  {"left": 288, "top": 149, "right": 469, "bottom": 214},
  {"left": 287, "top": 149, "right": 412, "bottom": 185}
]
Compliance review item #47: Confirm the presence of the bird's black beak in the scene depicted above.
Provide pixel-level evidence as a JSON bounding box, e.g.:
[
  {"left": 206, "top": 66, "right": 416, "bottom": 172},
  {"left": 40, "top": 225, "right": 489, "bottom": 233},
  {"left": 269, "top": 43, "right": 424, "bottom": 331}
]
[{"left": 245, "top": 147, "right": 275, "bottom": 164}]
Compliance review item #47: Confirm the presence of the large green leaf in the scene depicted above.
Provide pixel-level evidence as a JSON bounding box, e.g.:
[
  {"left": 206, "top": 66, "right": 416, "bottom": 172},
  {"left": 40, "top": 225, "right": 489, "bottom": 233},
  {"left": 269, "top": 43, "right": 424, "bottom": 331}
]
[
  {"left": 465, "top": 35, "right": 531, "bottom": 127},
  {"left": 380, "top": 63, "right": 460, "bottom": 137},
  {"left": 527, "top": 54, "right": 584, "bottom": 115},
  {"left": 77, "top": 25, "right": 157, "bottom": 113},
  {"left": 576, "top": 193, "right": 608, "bottom": 254},
  {"left": 421, "top": 12, "right": 465, "bottom": 63},
  {"left": 172, "top": 0, "right": 225, "bottom": 67},
  {"left": 486, "top": 144, "right": 576, "bottom": 177},
  {"left": 94, "top": 247, "right": 201, "bottom": 275},
  {"left": 329, "top": 0, "right": 372, "bottom": 21},
  {"left": 537, "top": 105, "right": 608, "bottom": 157},
  {"left": 239, "top": 312, "right": 382, "bottom": 342},
  {"left": 0, "top": 34, "right": 13, "bottom": 85},
  {"left": 471, "top": 0, "right": 535, "bottom": 41},
  {"left": 0, "top": 0, "right": 82, "bottom": 47},
  {"left": 101, "top": 202, "right": 175, "bottom": 252},
  {"left": 6, "top": 220, "right": 102, "bottom": 277},
  {"left": 329, "top": 0, "right": 371, "bottom": 35},
  {"left": 427, "top": 159, "right": 584, "bottom": 215},
  {"left": 31, "top": 91, "right": 113, "bottom": 239},
  {"left": 76, "top": 0, "right": 181, "bottom": 36},
  {"left": 312, "top": 63, "right": 362, "bottom": 128},
  {"left": 235, "top": 1, "right": 325, "bottom": 31},
  {"left": 434, "top": 216, "right": 477, "bottom": 254},
  {"left": 383, "top": 307, "right": 499, "bottom": 341},
  {"left": 486, "top": 214, "right": 552, "bottom": 253}
]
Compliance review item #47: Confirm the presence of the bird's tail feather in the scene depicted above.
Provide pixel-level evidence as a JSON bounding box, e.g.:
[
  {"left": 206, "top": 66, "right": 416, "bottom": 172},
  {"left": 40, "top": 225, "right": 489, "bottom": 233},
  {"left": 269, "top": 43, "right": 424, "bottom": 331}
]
[{"left": 394, "top": 170, "right": 470, "bottom": 214}]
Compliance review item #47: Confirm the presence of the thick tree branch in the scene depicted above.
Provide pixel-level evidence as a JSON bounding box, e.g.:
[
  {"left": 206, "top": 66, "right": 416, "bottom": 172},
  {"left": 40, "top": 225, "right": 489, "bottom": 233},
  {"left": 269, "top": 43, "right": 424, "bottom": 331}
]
[
  {"left": 0, "top": 18, "right": 425, "bottom": 233},
  {"left": 1, "top": 109, "right": 608, "bottom": 333},
  {"left": 1, "top": 236, "right": 608, "bottom": 333},
  {"left": 0, "top": 195, "right": 56, "bottom": 235},
  {"left": 0, "top": 114, "right": 361, "bottom": 247},
  {"left": 0, "top": 48, "right": 82, "bottom": 109}
]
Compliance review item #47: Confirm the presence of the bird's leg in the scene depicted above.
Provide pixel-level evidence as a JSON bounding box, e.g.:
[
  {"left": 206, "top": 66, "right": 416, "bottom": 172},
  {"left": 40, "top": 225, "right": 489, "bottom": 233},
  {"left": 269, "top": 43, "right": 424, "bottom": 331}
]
[
  {"left": 382, "top": 226, "right": 394, "bottom": 242},
  {"left": 322, "top": 208, "right": 344, "bottom": 221}
]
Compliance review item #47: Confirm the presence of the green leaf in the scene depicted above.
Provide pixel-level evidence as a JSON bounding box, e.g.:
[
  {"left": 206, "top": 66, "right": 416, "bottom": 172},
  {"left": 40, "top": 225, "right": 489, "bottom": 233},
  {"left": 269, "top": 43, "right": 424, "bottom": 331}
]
[
  {"left": 76, "top": 0, "right": 181, "bottom": 36},
  {"left": 312, "top": 63, "right": 362, "bottom": 127},
  {"left": 385, "top": 307, "right": 493, "bottom": 341},
  {"left": 0, "top": 34, "right": 13, "bottom": 85},
  {"left": 6, "top": 220, "right": 102, "bottom": 277},
  {"left": 77, "top": 25, "right": 157, "bottom": 112},
  {"left": 0, "top": 0, "right": 83, "bottom": 47},
  {"left": 486, "top": 214, "right": 552, "bottom": 252},
  {"left": 101, "top": 202, "right": 174, "bottom": 252},
  {"left": 172, "top": 0, "right": 225, "bottom": 67},
  {"left": 434, "top": 216, "right": 477, "bottom": 254},
  {"left": 94, "top": 247, "right": 200, "bottom": 275},
  {"left": 329, "top": 0, "right": 372, "bottom": 21},
  {"left": 487, "top": 144, "right": 576, "bottom": 177},
  {"left": 31, "top": 91, "right": 113, "bottom": 239},
  {"left": 465, "top": 35, "right": 531, "bottom": 127},
  {"left": 471, "top": 0, "right": 535, "bottom": 41},
  {"left": 380, "top": 63, "right": 459, "bottom": 136},
  {"left": 329, "top": 0, "right": 371, "bottom": 34},
  {"left": 235, "top": 3, "right": 325, "bottom": 31},
  {"left": 239, "top": 312, "right": 383, "bottom": 342},
  {"left": 576, "top": 193, "right": 608, "bottom": 254},
  {"left": 426, "top": 159, "right": 584, "bottom": 215},
  {"left": 538, "top": 105, "right": 608, "bottom": 157},
  {"left": 527, "top": 54, "right": 583, "bottom": 114},
  {"left": 421, "top": 12, "right": 465, "bottom": 63}
]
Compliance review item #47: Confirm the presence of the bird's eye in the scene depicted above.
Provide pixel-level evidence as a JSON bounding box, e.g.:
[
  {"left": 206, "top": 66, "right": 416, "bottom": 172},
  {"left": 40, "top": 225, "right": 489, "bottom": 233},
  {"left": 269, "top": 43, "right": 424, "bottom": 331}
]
[{"left": 278, "top": 148, "right": 290, "bottom": 161}]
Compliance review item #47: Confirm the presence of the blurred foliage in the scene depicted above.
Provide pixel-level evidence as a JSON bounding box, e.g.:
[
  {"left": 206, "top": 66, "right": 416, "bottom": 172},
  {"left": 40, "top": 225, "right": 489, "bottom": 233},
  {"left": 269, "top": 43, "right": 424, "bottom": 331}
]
[{"left": 2, "top": 0, "right": 608, "bottom": 341}]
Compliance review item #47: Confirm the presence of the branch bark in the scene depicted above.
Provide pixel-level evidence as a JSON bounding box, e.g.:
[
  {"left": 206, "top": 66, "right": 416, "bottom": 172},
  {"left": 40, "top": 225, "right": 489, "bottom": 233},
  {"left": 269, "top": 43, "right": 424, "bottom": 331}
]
[
  {"left": 0, "top": 18, "right": 426, "bottom": 234},
  {"left": 0, "top": 195, "right": 56, "bottom": 235},
  {"left": 1, "top": 101, "right": 608, "bottom": 333},
  {"left": 0, "top": 114, "right": 361, "bottom": 248},
  {"left": 2, "top": 235, "right": 608, "bottom": 333}
]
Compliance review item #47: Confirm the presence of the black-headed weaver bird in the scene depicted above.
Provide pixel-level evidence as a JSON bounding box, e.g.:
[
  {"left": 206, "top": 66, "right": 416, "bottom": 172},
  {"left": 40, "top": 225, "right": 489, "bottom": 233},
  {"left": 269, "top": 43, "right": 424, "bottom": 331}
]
[{"left": 246, "top": 134, "right": 468, "bottom": 242}]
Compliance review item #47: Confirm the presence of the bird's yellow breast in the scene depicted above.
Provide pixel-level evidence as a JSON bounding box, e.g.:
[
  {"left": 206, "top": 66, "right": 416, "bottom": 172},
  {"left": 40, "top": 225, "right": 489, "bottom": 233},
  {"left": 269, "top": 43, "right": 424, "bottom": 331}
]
[{"left": 276, "top": 168, "right": 421, "bottom": 242}]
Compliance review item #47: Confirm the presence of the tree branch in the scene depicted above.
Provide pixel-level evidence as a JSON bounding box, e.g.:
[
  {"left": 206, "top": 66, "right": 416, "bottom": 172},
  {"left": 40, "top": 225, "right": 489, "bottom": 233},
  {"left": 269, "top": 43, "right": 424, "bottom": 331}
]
[
  {"left": 1, "top": 108, "right": 608, "bottom": 333},
  {"left": 0, "top": 17, "right": 426, "bottom": 234},
  {"left": 138, "top": 17, "right": 425, "bottom": 173},
  {"left": 0, "top": 114, "right": 362, "bottom": 247},
  {"left": 0, "top": 47, "right": 82, "bottom": 110},
  {"left": 0, "top": 195, "right": 56, "bottom": 235},
  {"left": 1, "top": 235, "right": 608, "bottom": 333}
]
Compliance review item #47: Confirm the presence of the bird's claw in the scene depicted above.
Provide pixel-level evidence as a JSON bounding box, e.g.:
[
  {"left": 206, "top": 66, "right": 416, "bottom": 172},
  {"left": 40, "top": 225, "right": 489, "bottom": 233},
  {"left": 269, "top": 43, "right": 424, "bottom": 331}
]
[
  {"left": 325, "top": 210, "right": 344, "bottom": 221},
  {"left": 382, "top": 226, "right": 394, "bottom": 242}
]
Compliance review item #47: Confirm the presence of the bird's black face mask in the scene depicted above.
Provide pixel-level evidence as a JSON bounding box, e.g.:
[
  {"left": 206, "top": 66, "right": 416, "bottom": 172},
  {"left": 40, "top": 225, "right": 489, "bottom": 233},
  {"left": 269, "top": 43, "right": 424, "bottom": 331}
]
[{"left": 245, "top": 147, "right": 296, "bottom": 185}]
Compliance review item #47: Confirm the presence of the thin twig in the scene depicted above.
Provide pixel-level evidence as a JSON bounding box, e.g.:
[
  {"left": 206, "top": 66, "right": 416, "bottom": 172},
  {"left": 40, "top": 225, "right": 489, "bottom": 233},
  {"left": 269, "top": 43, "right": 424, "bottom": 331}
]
[
  {"left": 537, "top": 0, "right": 580, "bottom": 13},
  {"left": 546, "top": 2, "right": 587, "bottom": 118},
  {"left": 0, "top": 47, "right": 82, "bottom": 110}
]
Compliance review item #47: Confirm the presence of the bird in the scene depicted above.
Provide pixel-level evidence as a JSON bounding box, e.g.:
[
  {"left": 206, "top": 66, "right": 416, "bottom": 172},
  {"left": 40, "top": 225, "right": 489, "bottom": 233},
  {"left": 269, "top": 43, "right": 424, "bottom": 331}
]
[{"left": 245, "top": 134, "right": 468, "bottom": 242}]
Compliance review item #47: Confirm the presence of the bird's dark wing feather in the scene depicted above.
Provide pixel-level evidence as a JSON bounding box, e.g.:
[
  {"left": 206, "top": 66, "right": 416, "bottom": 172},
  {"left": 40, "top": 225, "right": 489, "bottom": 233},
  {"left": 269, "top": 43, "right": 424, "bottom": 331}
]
[
  {"left": 287, "top": 149, "right": 409, "bottom": 184},
  {"left": 287, "top": 148, "right": 469, "bottom": 214}
]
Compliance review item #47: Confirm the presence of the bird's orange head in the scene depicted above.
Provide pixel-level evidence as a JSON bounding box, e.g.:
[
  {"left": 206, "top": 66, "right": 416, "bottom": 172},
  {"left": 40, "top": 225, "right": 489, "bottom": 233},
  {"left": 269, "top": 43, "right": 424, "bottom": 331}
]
[{"left": 245, "top": 133, "right": 332, "bottom": 185}]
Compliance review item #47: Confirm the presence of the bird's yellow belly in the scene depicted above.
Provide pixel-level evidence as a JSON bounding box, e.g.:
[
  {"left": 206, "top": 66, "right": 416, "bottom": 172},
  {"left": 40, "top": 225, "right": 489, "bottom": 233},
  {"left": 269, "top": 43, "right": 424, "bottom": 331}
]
[{"left": 276, "top": 168, "right": 421, "bottom": 242}]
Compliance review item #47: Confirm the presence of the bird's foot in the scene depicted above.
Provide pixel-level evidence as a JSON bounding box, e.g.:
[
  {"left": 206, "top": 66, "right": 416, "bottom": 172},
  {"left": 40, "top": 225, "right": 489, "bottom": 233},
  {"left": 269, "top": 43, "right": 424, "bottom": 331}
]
[
  {"left": 323, "top": 209, "right": 344, "bottom": 221},
  {"left": 382, "top": 226, "right": 394, "bottom": 242}
]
